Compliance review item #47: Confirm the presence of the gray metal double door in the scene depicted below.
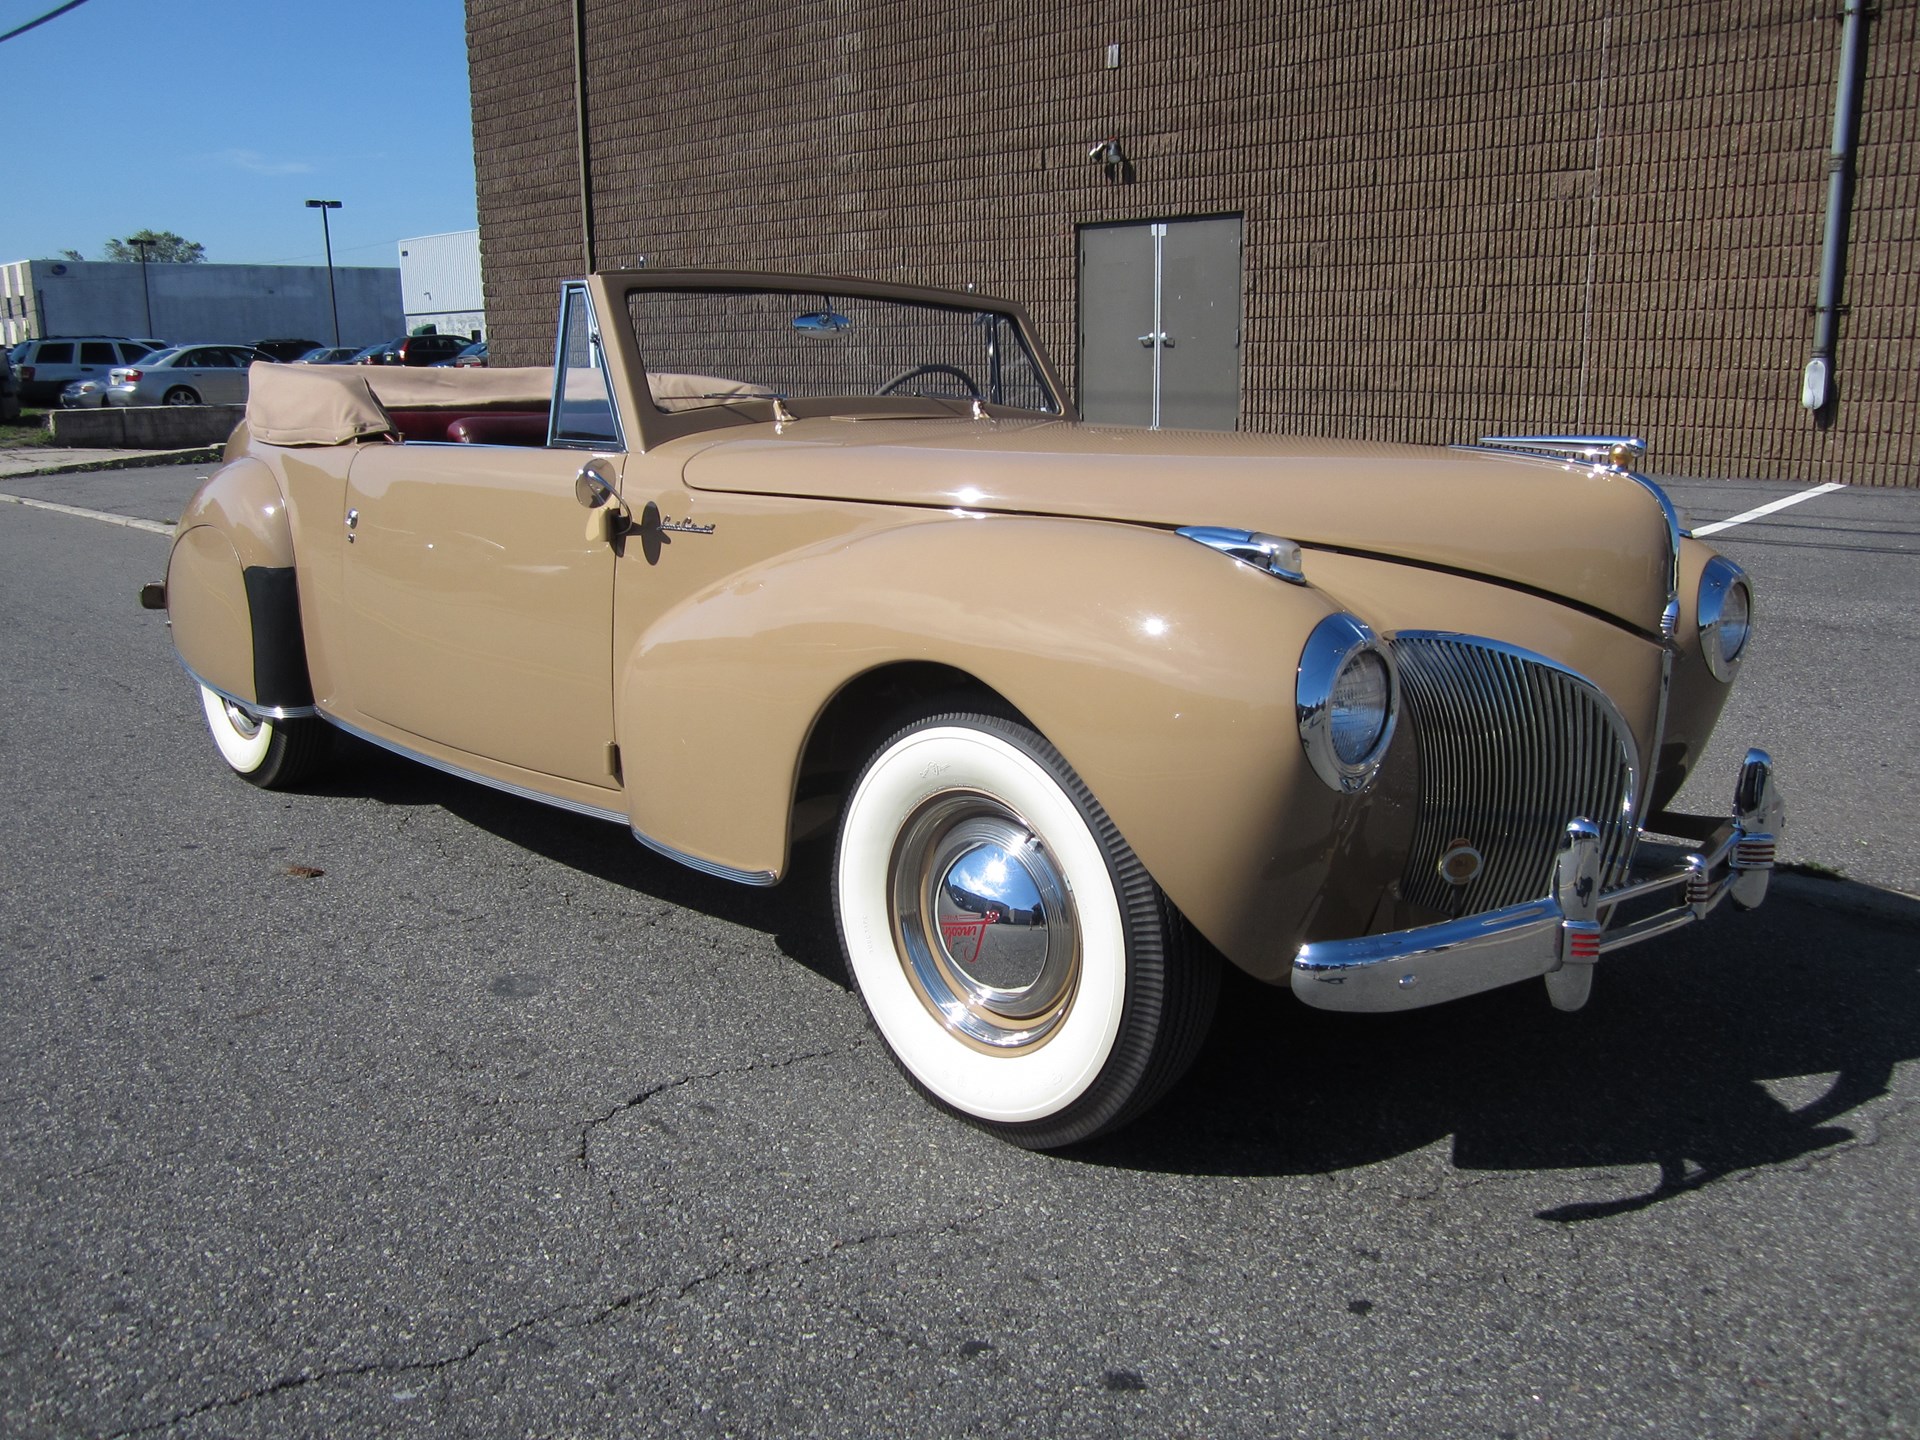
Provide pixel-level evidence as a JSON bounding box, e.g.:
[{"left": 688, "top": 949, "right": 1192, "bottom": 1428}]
[{"left": 1078, "top": 216, "right": 1243, "bottom": 431}]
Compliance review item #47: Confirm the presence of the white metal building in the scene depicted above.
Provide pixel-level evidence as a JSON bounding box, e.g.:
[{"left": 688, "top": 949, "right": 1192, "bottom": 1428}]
[
  {"left": 397, "top": 229, "right": 485, "bottom": 340},
  {"left": 1, "top": 259, "right": 402, "bottom": 350}
]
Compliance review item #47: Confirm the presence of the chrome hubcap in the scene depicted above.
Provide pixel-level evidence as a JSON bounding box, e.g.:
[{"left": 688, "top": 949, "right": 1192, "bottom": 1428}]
[
  {"left": 222, "top": 700, "right": 262, "bottom": 739},
  {"left": 889, "top": 794, "right": 1079, "bottom": 1051}
]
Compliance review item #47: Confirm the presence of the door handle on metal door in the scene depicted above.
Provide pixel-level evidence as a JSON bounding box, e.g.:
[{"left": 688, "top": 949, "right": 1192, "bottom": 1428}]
[
  {"left": 1136, "top": 332, "right": 1175, "bottom": 348},
  {"left": 573, "top": 462, "right": 615, "bottom": 510},
  {"left": 575, "top": 460, "right": 629, "bottom": 542}
]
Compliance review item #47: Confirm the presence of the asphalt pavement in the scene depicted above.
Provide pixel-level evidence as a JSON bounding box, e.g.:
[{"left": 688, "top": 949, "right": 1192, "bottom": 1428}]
[{"left": 1, "top": 466, "right": 1915, "bottom": 1438}]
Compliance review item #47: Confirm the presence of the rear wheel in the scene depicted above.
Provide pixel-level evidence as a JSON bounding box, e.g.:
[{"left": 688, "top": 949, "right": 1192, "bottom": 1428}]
[
  {"left": 198, "top": 685, "right": 329, "bottom": 789},
  {"left": 163, "top": 386, "right": 199, "bottom": 406},
  {"left": 834, "top": 713, "right": 1217, "bottom": 1149}
]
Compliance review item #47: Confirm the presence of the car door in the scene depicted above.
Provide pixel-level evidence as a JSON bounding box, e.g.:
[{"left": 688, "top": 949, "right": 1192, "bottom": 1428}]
[
  {"left": 77, "top": 340, "right": 119, "bottom": 384},
  {"left": 170, "top": 347, "right": 225, "bottom": 400},
  {"left": 210, "top": 348, "right": 258, "bottom": 403},
  {"left": 333, "top": 287, "right": 624, "bottom": 789}
]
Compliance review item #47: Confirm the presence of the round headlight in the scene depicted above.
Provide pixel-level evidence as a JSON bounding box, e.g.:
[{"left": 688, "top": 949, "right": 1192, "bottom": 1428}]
[
  {"left": 1298, "top": 613, "right": 1399, "bottom": 794},
  {"left": 1330, "top": 649, "right": 1392, "bottom": 763},
  {"left": 1698, "top": 555, "right": 1752, "bottom": 682}
]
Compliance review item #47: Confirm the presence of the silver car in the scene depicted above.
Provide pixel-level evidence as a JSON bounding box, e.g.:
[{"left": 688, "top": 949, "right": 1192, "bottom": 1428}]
[
  {"left": 106, "top": 345, "right": 270, "bottom": 407},
  {"left": 59, "top": 377, "right": 114, "bottom": 408}
]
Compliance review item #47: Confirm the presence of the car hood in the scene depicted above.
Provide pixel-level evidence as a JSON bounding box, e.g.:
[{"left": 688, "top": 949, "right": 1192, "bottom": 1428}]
[{"left": 681, "top": 418, "right": 1676, "bottom": 634}]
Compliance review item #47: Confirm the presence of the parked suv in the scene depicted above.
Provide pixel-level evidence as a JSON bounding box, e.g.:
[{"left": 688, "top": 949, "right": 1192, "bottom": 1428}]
[
  {"left": 10, "top": 336, "right": 164, "bottom": 406},
  {"left": 356, "top": 333, "right": 468, "bottom": 367}
]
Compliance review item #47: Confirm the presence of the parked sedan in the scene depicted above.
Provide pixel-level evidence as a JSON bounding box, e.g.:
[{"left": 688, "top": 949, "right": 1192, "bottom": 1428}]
[
  {"left": 59, "top": 377, "right": 114, "bottom": 408},
  {"left": 252, "top": 338, "right": 323, "bottom": 363},
  {"left": 293, "top": 346, "right": 363, "bottom": 364},
  {"left": 106, "top": 345, "right": 271, "bottom": 406}
]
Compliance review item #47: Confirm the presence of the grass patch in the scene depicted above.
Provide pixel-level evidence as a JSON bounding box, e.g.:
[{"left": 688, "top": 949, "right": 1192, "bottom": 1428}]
[{"left": 0, "top": 409, "right": 61, "bottom": 448}]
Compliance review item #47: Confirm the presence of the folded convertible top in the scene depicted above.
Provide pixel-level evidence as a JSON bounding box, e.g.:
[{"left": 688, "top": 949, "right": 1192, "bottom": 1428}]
[{"left": 244, "top": 362, "right": 555, "bottom": 446}]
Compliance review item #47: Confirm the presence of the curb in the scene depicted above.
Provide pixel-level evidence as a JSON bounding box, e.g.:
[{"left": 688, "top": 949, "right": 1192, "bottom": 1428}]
[
  {"left": 0, "top": 446, "right": 221, "bottom": 478},
  {"left": 1772, "top": 869, "right": 1920, "bottom": 929}
]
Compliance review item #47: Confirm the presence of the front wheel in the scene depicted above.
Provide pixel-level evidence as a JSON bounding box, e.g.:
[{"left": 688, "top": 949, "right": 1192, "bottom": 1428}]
[
  {"left": 834, "top": 713, "right": 1217, "bottom": 1149},
  {"left": 198, "top": 685, "right": 329, "bottom": 789}
]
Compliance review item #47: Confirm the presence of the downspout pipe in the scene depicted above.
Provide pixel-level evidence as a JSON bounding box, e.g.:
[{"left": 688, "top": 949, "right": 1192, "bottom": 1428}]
[
  {"left": 1801, "top": 0, "right": 1871, "bottom": 419},
  {"left": 573, "top": 0, "right": 596, "bottom": 275}
]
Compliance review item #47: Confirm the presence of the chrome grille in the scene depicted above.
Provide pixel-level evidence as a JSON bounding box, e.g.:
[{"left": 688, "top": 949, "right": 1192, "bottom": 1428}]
[{"left": 1391, "top": 632, "right": 1638, "bottom": 916}]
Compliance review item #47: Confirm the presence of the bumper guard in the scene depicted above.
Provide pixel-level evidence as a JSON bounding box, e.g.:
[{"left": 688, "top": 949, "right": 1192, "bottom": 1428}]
[{"left": 1292, "top": 749, "right": 1784, "bottom": 1013}]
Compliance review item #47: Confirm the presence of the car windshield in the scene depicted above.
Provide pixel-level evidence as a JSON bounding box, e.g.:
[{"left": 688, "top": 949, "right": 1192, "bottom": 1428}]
[
  {"left": 624, "top": 287, "right": 1060, "bottom": 417},
  {"left": 132, "top": 347, "right": 183, "bottom": 367}
]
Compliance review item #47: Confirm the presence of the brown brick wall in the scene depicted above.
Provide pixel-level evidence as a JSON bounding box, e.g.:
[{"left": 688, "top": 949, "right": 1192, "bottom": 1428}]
[{"left": 466, "top": 0, "right": 1917, "bottom": 485}]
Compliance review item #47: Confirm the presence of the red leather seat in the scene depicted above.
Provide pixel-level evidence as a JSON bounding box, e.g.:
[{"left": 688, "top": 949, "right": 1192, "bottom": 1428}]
[
  {"left": 385, "top": 408, "right": 461, "bottom": 442},
  {"left": 447, "top": 413, "right": 549, "bottom": 446}
]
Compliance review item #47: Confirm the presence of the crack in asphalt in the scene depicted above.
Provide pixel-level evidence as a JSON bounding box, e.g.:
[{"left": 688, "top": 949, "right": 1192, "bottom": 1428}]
[
  {"left": 39, "top": 1145, "right": 195, "bottom": 1189},
  {"left": 574, "top": 1202, "right": 1004, "bottom": 1332},
  {"left": 573, "top": 1040, "right": 869, "bottom": 1176},
  {"left": 100, "top": 1308, "right": 562, "bottom": 1439},
  {"left": 99, "top": 1201, "right": 996, "bottom": 1437}
]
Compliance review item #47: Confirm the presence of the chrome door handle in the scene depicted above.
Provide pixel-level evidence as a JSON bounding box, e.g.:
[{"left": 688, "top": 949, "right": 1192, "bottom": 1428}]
[
  {"left": 574, "top": 462, "right": 615, "bottom": 509},
  {"left": 1137, "top": 332, "right": 1174, "bottom": 348}
]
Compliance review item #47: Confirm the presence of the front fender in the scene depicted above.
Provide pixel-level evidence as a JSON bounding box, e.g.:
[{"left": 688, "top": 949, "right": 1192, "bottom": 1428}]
[
  {"left": 619, "top": 514, "right": 1369, "bottom": 976},
  {"left": 166, "top": 457, "right": 312, "bottom": 709}
]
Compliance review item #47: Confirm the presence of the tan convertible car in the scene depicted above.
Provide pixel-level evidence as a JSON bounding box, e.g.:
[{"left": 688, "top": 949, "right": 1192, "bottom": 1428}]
[{"left": 147, "top": 270, "right": 1783, "bottom": 1148}]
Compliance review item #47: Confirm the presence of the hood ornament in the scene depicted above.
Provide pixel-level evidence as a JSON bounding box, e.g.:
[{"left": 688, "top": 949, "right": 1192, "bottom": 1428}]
[{"left": 1474, "top": 434, "right": 1647, "bottom": 471}]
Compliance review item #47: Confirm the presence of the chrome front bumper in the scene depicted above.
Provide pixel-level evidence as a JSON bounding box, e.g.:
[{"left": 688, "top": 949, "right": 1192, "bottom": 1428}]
[{"left": 1292, "top": 749, "right": 1784, "bottom": 1014}]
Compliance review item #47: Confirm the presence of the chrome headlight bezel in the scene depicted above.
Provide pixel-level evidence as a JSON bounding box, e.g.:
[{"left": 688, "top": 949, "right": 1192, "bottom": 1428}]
[
  {"left": 1298, "top": 612, "right": 1399, "bottom": 794},
  {"left": 1698, "top": 555, "right": 1753, "bottom": 682}
]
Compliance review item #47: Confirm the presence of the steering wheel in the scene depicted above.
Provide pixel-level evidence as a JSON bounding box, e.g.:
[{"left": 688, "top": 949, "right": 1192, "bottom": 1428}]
[{"left": 875, "top": 363, "right": 984, "bottom": 400}]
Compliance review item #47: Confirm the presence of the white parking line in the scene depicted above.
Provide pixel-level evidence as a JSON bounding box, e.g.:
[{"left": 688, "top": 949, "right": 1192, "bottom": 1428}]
[
  {"left": 0, "top": 493, "right": 174, "bottom": 536},
  {"left": 1692, "top": 482, "right": 1848, "bottom": 537}
]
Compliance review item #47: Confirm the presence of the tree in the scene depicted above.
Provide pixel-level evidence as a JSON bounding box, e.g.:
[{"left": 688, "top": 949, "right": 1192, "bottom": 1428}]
[
  {"left": 103, "top": 230, "right": 206, "bottom": 264},
  {"left": 55, "top": 249, "right": 84, "bottom": 261}
]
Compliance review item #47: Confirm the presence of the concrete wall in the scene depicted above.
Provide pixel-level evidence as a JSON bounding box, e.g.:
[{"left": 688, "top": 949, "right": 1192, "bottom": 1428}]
[
  {"left": 466, "top": 0, "right": 1920, "bottom": 486},
  {"left": 399, "top": 229, "right": 486, "bottom": 339},
  {"left": 48, "top": 404, "right": 243, "bottom": 449},
  {"left": 2, "top": 259, "right": 403, "bottom": 350}
]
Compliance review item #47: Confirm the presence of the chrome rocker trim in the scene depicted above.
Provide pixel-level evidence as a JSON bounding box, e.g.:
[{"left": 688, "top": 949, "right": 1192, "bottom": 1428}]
[
  {"left": 628, "top": 827, "right": 779, "bottom": 887},
  {"left": 302, "top": 716, "right": 779, "bottom": 886},
  {"left": 1292, "top": 749, "right": 1782, "bottom": 1014},
  {"left": 325, "top": 715, "right": 631, "bottom": 826},
  {"left": 175, "top": 656, "right": 319, "bottom": 722}
]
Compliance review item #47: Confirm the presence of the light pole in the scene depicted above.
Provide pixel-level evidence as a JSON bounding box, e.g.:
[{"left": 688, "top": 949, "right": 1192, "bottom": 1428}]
[
  {"left": 305, "top": 199, "right": 342, "bottom": 347},
  {"left": 128, "top": 236, "right": 154, "bottom": 336}
]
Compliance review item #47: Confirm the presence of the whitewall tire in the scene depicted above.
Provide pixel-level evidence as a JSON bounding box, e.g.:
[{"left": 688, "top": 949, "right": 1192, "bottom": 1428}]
[
  {"left": 198, "top": 684, "right": 328, "bottom": 789},
  {"left": 834, "top": 713, "right": 1217, "bottom": 1149}
]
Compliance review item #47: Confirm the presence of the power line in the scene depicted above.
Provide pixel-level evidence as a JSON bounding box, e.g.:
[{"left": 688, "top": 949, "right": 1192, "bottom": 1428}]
[
  {"left": 0, "top": 0, "right": 93, "bottom": 45},
  {"left": 256, "top": 235, "right": 434, "bottom": 266}
]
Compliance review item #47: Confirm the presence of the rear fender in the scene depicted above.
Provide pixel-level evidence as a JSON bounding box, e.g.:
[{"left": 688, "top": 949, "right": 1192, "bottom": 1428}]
[
  {"left": 618, "top": 514, "right": 1358, "bottom": 974},
  {"left": 167, "top": 457, "right": 312, "bottom": 710}
]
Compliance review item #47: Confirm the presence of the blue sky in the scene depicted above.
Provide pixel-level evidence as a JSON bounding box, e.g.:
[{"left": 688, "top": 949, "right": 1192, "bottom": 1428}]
[{"left": 1, "top": 0, "right": 477, "bottom": 268}]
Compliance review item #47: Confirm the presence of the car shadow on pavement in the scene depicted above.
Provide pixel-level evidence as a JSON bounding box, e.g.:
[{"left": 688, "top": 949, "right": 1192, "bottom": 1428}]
[
  {"left": 307, "top": 733, "right": 853, "bottom": 991},
  {"left": 307, "top": 737, "right": 1917, "bottom": 1217},
  {"left": 1078, "top": 884, "right": 1920, "bottom": 1217}
]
